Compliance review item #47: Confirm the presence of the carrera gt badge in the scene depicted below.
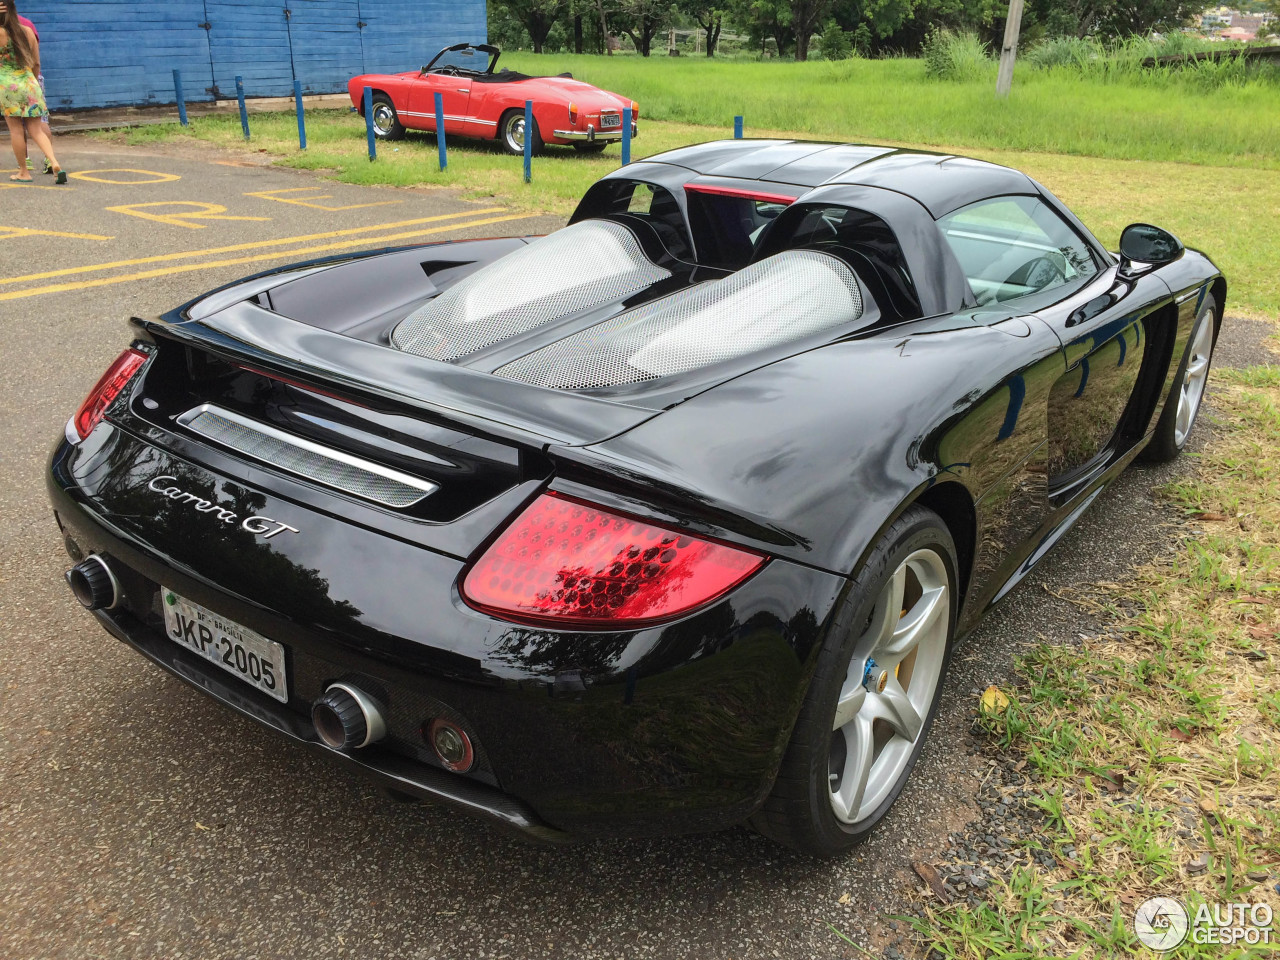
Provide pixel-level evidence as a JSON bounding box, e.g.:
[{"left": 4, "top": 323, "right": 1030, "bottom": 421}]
[{"left": 146, "top": 475, "right": 299, "bottom": 539}]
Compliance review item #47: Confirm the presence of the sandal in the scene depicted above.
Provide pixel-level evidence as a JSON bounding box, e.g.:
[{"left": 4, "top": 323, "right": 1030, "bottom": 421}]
[
  {"left": 54, "top": 169, "right": 67, "bottom": 184},
  {"left": 9, "top": 173, "right": 33, "bottom": 182}
]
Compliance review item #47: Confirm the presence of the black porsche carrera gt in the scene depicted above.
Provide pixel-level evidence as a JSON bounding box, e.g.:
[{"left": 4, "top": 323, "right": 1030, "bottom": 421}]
[{"left": 49, "top": 140, "right": 1223, "bottom": 856}]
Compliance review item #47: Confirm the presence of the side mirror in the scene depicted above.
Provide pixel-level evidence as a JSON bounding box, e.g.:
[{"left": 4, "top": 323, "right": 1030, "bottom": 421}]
[
  {"left": 420, "top": 65, "right": 429, "bottom": 74},
  {"left": 1118, "top": 223, "right": 1183, "bottom": 277}
]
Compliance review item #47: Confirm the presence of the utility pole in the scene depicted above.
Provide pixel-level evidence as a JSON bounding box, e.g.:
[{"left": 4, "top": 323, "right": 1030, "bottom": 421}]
[{"left": 995, "top": 0, "right": 1025, "bottom": 97}]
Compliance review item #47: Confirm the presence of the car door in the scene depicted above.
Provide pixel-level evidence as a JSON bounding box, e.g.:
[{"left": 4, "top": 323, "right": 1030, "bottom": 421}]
[
  {"left": 408, "top": 71, "right": 472, "bottom": 133},
  {"left": 1034, "top": 266, "right": 1177, "bottom": 500},
  {"left": 409, "top": 49, "right": 483, "bottom": 135},
  {"left": 938, "top": 194, "right": 1171, "bottom": 501}
]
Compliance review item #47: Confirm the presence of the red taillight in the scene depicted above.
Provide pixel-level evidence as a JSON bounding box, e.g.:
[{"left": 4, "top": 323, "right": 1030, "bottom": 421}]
[
  {"left": 461, "top": 493, "right": 766, "bottom": 628},
  {"left": 568, "top": 101, "right": 579, "bottom": 124},
  {"left": 71, "top": 348, "right": 147, "bottom": 442}
]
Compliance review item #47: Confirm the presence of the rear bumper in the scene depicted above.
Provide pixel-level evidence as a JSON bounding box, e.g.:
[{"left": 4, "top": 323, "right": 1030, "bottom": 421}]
[
  {"left": 551, "top": 122, "right": 636, "bottom": 143},
  {"left": 48, "top": 428, "right": 845, "bottom": 839},
  {"left": 87, "top": 602, "right": 569, "bottom": 841}
]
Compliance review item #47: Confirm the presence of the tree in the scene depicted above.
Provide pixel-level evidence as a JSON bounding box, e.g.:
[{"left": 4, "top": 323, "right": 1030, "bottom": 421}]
[
  {"left": 494, "top": 0, "right": 568, "bottom": 53},
  {"left": 591, "top": 0, "right": 614, "bottom": 54},
  {"left": 1023, "top": 0, "right": 1200, "bottom": 38},
  {"left": 613, "top": 0, "right": 671, "bottom": 55},
  {"left": 819, "top": 17, "right": 855, "bottom": 56},
  {"left": 677, "top": 0, "right": 727, "bottom": 55},
  {"left": 1094, "top": 1, "right": 1199, "bottom": 36},
  {"left": 726, "top": 0, "right": 795, "bottom": 56},
  {"left": 791, "top": 0, "right": 831, "bottom": 59}
]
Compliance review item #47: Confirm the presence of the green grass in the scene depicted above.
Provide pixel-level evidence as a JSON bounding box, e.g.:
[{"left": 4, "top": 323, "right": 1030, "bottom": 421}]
[
  {"left": 93, "top": 103, "right": 1280, "bottom": 318},
  {"left": 903, "top": 377, "right": 1280, "bottom": 959},
  {"left": 497, "top": 53, "right": 1280, "bottom": 170}
]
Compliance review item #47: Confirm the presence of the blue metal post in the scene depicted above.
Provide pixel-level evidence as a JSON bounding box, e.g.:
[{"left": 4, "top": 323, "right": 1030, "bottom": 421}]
[
  {"left": 434, "top": 91, "right": 447, "bottom": 171},
  {"left": 235, "top": 76, "right": 249, "bottom": 140},
  {"left": 294, "top": 80, "right": 306, "bottom": 150},
  {"left": 363, "top": 86, "right": 376, "bottom": 161},
  {"left": 172, "top": 69, "right": 188, "bottom": 126},
  {"left": 622, "top": 107, "right": 632, "bottom": 165},
  {"left": 523, "top": 100, "right": 532, "bottom": 184},
  {"left": 734, "top": 115, "right": 743, "bottom": 139}
]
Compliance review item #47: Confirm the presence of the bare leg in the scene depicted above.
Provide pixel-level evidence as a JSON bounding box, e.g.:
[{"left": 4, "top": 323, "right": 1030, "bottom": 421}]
[
  {"left": 6, "top": 116, "right": 31, "bottom": 179},
  {"left": 22, "top": 117, "right": 60, "bottom": 176},
  {"left": 41, "top": 116, "right": 53, "bottom": 172}
]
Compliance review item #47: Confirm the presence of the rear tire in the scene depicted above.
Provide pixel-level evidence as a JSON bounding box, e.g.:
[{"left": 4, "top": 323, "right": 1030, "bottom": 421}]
[
  {"left": 751, "top": 505, "right": 957, "bottom": 857},
  {"left": 1141, "top": 294, "right": 1217, "bottom": 463},
  {"left": 572, "top": 141, "right": 609, "bottom": 154},
  {"left": 369, "top": 93, "right": 405, "bottom": 141},
  {"left": 498, "top": 109, "right": 543, "bottom": 156}
]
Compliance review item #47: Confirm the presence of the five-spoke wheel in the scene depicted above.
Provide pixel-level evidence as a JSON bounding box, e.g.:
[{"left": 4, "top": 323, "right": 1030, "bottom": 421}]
[
  {"left": 752, "top": 505, "right": 956, "bottom": 857},
  {"left": 829, "top": 548, "right": 949, "bottom": 826},
  {"left": 1143, "top": 293, "right": 1218, "bottom": 462},
  {"left": 1175, "top": 310, "right": 1214, "bottom": 447}
]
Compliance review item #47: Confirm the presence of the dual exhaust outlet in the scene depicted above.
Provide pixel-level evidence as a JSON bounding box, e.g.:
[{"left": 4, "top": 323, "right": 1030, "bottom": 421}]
[{"left": 64, "top": 555, "right": 474, "bottom": 771}]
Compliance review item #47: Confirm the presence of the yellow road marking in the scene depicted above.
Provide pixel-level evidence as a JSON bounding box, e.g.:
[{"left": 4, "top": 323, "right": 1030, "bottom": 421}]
[
  {"left": 0, "top": 226, "right": 114, "bottom": 241},
  {"left": 0, "top": 214, "right": 530, "bottom": 302},
  {"left": 0, "top": 182, "right": 70, "bottom": 191},
  {"left": 245, "top": 187, "right": 400, "bottom": 211},
  {"left": 71, "top": 169, "right": 182, "bottom": 184},
  {"left": 107, "top": 201, "right": 272, "bottom": 229},
  {"left": 0, "top": 208, "right": 505, "bottom": 286}
]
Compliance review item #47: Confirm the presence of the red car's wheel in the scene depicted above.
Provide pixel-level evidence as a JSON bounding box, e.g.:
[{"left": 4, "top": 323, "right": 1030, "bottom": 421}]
[
  {"left": 369, "top": 93, "right": 405, "bottom": 141},
  {"left": 498, "top": 109, "right": 543, "bottom": 156}
]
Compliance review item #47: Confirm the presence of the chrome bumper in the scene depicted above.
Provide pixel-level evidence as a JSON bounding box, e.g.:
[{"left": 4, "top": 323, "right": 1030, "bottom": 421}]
[{"left": 552, "top": 123, "right": 637, "bottom": 142}]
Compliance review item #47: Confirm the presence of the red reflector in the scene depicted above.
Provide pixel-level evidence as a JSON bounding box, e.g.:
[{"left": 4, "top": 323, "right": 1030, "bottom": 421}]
[
  {"left": 684, "top": 184, "right": 797, "bottom": 205},
  {"left": 71, "top": 348, "right": 148, "bottom": 441},
  {"left": 461, "top": 493, "right": 766, "bottom": 628}
]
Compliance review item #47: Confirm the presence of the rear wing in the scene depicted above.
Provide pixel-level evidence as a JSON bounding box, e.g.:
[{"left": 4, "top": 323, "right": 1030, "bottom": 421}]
[{"left": 137, "top": 302, "right": 661, "bottom": 449}]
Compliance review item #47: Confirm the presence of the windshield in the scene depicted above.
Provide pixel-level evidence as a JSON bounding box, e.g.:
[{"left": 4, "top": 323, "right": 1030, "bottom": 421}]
[{"left": 428, "top": 47, "right": 492, "bottom": 75}]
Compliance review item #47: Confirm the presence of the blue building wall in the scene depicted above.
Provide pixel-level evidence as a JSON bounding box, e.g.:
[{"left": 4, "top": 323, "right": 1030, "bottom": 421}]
[{"left": 20, "top": 0, "right": 487, "bottom": 109}]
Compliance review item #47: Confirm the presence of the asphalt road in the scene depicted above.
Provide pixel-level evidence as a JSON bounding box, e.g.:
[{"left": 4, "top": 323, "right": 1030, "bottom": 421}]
[{"left": 0, "top": 138, "right": 1271, "bottom": 960}]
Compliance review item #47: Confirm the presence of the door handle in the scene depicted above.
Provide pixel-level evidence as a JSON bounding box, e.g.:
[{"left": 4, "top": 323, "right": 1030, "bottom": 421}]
[
  {"left": 456, "top": 88, "right": 469, "bottom": 93},
  {"left": 1066, "top": 283, "right": 1128, "bottom": 327}
]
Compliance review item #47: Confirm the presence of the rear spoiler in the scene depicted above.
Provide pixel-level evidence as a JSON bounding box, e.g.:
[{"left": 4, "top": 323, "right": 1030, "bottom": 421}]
[{"left": 136, "top": 302, "right": 661, "bottom": 449}]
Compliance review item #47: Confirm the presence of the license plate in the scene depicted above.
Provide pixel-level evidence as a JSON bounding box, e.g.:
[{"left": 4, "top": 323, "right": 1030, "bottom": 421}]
[
  {"left": 601, "top": 112, "right": 620, "bottom": 127},
  {"left": 162, "top": 588, "right": 288, "bottom": 703}
]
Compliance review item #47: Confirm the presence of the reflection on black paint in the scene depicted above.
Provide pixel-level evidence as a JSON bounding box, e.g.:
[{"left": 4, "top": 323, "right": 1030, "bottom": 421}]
[
  {"left": 78, "top": 432, "right": 363, "bottom": 631},
  {"left": 1048, "top": 320, "right": 1143, "bottom": 479}
]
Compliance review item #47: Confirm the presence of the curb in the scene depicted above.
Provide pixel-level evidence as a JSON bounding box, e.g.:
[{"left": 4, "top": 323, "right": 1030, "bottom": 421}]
[{"left": 45, "top": 94, "right": 353, "bottom": 134}]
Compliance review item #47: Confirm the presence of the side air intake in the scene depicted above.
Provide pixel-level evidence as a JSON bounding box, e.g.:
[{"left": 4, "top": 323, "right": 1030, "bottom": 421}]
[
  {"left": 392, "top": 220, "right": 671, "bottom": 362},
  {"left": 494, "top": 250, "right": 864, "bottom": 390}
]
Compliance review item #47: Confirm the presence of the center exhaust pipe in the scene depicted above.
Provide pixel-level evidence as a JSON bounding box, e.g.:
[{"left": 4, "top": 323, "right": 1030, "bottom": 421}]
[{"left": 312, "top": 683, "right": 387, "bottom": 750}]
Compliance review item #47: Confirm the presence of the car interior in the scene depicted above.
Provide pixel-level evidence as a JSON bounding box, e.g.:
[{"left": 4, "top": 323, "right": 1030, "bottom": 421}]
[{"left": 938, "top": 195, "right": 1099, "bottom": 305}]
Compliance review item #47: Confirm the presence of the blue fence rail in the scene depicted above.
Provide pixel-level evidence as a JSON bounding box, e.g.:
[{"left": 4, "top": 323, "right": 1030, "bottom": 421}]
[{"left": 21, "top": 0, "right": 488, "bottom": 111}]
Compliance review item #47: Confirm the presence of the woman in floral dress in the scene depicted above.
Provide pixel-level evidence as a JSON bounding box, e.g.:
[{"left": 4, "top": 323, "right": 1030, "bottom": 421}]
[{"left": 1, "top": 0, "right": 64, "bottom": 183}]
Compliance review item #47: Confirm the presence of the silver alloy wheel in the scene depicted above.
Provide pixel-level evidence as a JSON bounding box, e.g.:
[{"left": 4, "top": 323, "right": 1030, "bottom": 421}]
[
  {"left": 371, "top": 102, "right": 397, "bottom": 137},
  {"left": 1174, "top": 316, "right": 1214, "bottom": 446},
  {"left": 829, "top": 548, "right": 949, "bottom": 826}
]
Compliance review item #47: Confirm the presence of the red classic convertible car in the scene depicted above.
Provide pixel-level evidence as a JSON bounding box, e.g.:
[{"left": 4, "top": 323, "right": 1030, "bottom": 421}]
[{"left": 348, "top": 43, "right": 638, "bottom": 155}]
